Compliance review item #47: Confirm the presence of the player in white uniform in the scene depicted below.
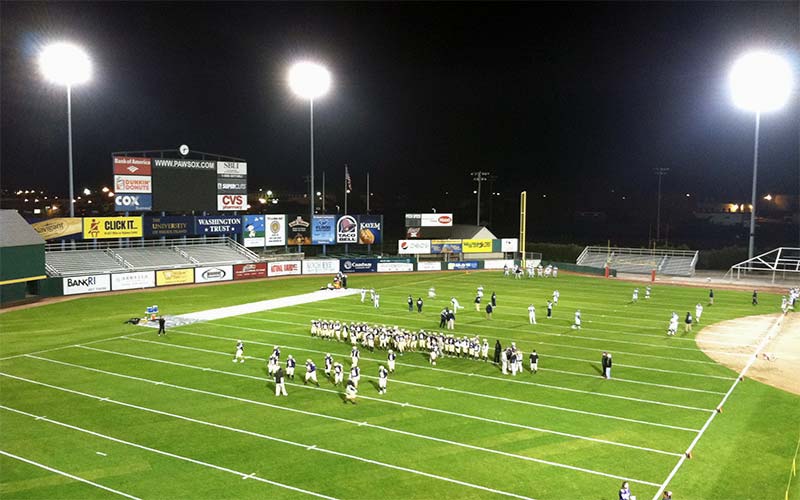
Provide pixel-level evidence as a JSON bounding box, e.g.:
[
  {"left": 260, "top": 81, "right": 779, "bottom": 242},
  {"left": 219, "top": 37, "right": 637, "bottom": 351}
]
[
  {"left": 632, "top": 288, "right": 639, "bottom": 303},
  {"left": 378, "top": 365, "right": 389, "bottom": 394},
  {"left": 373, "top": 293, "right": 380, "bottom": 309},
  {"left": 528, "top": 304, "right": 537, "bottom": 324},
  {"left": 360, "top": 288, "right": 366, "bottom": 303},
  {"left": 285, "top": 355, "right": 296, "bottom": 379},
  {"left": 350, "top": 346, "right": 360, "bottom": 367},
  {"left": 387, "top": 350, "right": 396, "bottom": 372},
  {"left": 333, "top": 362, "right": 344, "bottom": 385},
  {"left": 572, "top": 310, "right": 582, "bottom": 330},
  {"left": 349, "top": 365, "right": 361, "bottom": 388},
  {"left": 233, "top": 340, "right": 245, "bottom": 363},
  {"left": 451, "top": 297, "right": 463, "bottom": 314},
  {"left": 344, "top": 380, "right": 358, "bottom": 404},
  {"left": 500, "top": 348, "right": 508, "bottom": 374},
  {"left": 552, "top": 290, "right": 560, "bottom": 306},
  {"left": 695, "top": 303, "right": 703, "bottom": 323},
  {"left": 645, "top": 286, "right": 651, "bottom": 299},
  {"left": 428, "top": 287, "right": 436, "bottom": 298},
  {"left": 667, "top": 315, "right": 678, "bottom": 336},
  {"left": 481, "top": 339, "right": 489, "bottom": 361}
]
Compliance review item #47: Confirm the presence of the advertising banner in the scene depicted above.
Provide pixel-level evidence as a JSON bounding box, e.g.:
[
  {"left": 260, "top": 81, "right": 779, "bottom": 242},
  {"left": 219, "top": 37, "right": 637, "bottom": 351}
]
[
  {"left": 264, "top": 215, "right": 286, "bottom": 246},
  {"left": 501, "top": 238, "right": 519, "bottom": 252},
  {"left": 195, "top": 265, "right": 234, "bottom": 283},
  {"left": 83, "top": 217, "right": 143, "bottom": 239},
  {"left": 398, "top": 239, "right": 431, "bottom": 254},
  {"left": 267, "top": 260, "right": 302, "bottom": 277},
  {"left": 242, "top": 215, "right": 265, "bottom": 247},
  {"left": 156, "top": 269, "right": 194, "bottom": 286},
  {"left": 63, "top": 274, "right": 111, "bottom": 295},
  {"left": 417, "top": 261, "right": 442, "bottom": 271},
  {"left": 421, "top": 213, "right": 453, "bottom": 227},
  {"left": 233, "top": 262, "right": 267, "bottom": 280},
  {"left": 216, "top": 161, "right": 248, "bottom": 175},
  {"left": 302, "top": 259, "right": 340, "bottom": 275},
  {"left": 462, "top": 239, "right": 493, "bottom": 253},
  {"left": 31, "top": 218, "right": 83, "bottom": 240},
  {"left": 111, "top": 271, "right": 156, "bottom": 291},
  {"left": 217, "top": 194, "right": 247, "bottom": 211},
  {"left": 144, "top": 216, "right": 193, "bottom": 237},
  {"left": 340, "top": 258, "right": 378, "bottom": 273},
  {"left": 447, "top": 261, "right": 479, "bottom": 270},
  {"left": 195, "top": 216, "right": 242, "bottom": 235},
  {"left": 114, "top": 175, "right": 152, "bottom": 193},
  {"left": 358, "top": 215, "right": 382, "bottom": 245},
  {"left": 484, "top": 259, "right": 515, "bottom": 270},
  {"left": 152, "top": 158, "right": 215, "bottom": 170},
  {"left": 430, "top": 239, "right": 462, "bottom": 254},
  {"left": 336, "top": 215, "right": 358, "bottom": 243},
  {"left": 113, "top": 156, "right": 152, "bottom": 176},
  {"left": 114, "top": 193, "right": 152, "bottom": 211},
  {"left": 287, "top": 215, "right": 312, "bottom": 245},
  {"left": 377, "top": 262, "right": 414, "bottom": 273},
  {"left": 216, "top": 176, "right": 248, "bottom": 194},
  {"left": 311, "top": 215, "right": 337, "bottom": 245}
]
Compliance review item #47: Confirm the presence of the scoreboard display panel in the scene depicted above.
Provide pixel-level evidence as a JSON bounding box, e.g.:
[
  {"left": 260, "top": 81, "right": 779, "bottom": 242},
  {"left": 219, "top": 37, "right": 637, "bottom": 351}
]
[
  {"left": 151, "top": 159, "right": 217, "bottom": 212},
  {"left": 113, "top": 155, "right": 247, "bottom": 212}
]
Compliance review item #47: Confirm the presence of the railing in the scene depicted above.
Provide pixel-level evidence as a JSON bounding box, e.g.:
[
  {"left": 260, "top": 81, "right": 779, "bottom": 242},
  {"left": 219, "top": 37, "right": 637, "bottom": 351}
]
[{"left": 45, "top": 236, "right": 233, "bottom": 252}]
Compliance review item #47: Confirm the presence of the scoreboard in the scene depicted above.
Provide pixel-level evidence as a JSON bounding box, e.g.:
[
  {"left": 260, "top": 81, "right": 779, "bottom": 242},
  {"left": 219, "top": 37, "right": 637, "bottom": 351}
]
[{"left": 113, "top": 155, "right": 247, "bottom": 212}]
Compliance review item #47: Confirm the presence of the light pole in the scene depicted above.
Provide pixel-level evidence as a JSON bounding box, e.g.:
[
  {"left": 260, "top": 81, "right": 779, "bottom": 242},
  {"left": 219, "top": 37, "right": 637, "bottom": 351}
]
[
  {"left": 39, "top": 42, "right": 92, "bottom": 218},
  {"left": 471, "top": 171, "right": 490, "bottom": 225},
  {"left": 288, "top": 61, "right": 331, "bottom": 221},
  {"left": 653, "top": 168, "right": 669, "bottom": 244},
  {"left": 729, "top": 51, "right": 793, "bottom": 260}
]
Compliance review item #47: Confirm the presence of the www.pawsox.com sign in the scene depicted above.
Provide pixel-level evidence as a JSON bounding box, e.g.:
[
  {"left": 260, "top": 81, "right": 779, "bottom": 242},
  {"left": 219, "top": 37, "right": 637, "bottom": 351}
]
[{"left": 63, "top": 274, "right": 111, "bottom": 295}]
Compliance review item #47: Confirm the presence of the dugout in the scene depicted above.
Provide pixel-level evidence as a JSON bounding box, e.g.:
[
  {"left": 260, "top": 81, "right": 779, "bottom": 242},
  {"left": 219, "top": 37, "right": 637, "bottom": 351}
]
[{"left": 0, "top": 210, "right": 47, "bottom": 306}]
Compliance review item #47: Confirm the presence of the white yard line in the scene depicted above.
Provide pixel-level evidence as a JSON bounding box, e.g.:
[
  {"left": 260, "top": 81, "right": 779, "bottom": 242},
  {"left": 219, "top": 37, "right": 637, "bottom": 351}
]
[
  {"left": 112, "top": 339, "right": 701, "bottom": 432},
  {"left": 0, "top": 405, "right": 336, "bottom": 499},
  {"left": 0, "top": 449, "right": 142, "bottom": 500},
  {"left": 155, "top": 328, "right": 717, "bottom": 413},
  {"left": 649, "top": 315, "right": 782, "bottom": 500},
  {"left": 78, "top": 343, "right": 692, "bottom": 452},
  {"left": 5, "top": 361, "right": 662, "bottom": 488},
  {"left": 0, "top": 335, "right": 128, "bottom": 362}
]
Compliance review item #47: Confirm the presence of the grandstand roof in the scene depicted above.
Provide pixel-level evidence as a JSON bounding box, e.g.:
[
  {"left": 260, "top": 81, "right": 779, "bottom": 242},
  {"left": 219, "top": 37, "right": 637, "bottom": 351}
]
[{"left": 0, "top": 210, "right": 45, "bottom": 248}]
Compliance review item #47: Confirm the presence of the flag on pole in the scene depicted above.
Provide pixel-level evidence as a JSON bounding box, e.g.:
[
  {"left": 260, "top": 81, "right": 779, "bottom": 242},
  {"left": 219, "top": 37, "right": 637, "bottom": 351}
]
[{"left": 345, "top": 166, "right": 352, "bottom": 192}]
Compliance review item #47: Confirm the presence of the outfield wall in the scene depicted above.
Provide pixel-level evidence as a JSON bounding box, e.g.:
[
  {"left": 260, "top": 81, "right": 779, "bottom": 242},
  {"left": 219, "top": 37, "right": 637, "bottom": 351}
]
[{"left": 52, "top": 258, "right": 544, "bottom": 297}]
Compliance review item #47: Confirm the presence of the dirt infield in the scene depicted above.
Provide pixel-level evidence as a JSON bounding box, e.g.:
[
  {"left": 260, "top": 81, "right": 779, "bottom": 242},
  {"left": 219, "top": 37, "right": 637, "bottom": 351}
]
[{"left": 696, "top": 312, "right": 800, "bottom": 395}]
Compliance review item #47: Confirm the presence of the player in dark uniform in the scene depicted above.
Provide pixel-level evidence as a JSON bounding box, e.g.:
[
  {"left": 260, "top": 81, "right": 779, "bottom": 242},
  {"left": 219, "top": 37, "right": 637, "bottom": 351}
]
[
  {"left": 752, "top": 290, "right": 758, "bottom": 306},
  {"left": 417, "top": 297, "right": 424, "bottom": 313},
  {"left": 157, "top": 316, "right": 166, "bottom": 336},
  {"left": 408, "top": 295, "right": 413, "bottom": 312}
]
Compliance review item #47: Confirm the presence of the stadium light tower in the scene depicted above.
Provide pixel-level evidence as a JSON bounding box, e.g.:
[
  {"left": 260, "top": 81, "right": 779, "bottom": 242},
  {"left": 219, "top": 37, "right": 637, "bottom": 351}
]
[
  {"left": 39, "top": 42, "right": 92, "bottom": 218},
  {"left": 729, "top": 51, "right": 793, "bottom": 260},
  {"left": 288, "top": 61, "right": 331, "bottom": 221}
]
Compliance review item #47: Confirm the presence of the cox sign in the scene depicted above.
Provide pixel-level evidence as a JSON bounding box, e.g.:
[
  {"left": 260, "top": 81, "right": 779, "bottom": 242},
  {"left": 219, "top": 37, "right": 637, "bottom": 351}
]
[
  {"left": 217, "top": 194, "right": 246, "bottom": 211},
  {"left": 115, "top": 194, "right": 152, "bottom": 211}
]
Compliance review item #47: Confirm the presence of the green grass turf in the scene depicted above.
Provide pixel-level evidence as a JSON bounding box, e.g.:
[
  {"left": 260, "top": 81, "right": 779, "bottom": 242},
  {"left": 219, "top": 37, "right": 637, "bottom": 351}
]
[{"left": 1, "top": 271, "right": 798, "bottom": 500}]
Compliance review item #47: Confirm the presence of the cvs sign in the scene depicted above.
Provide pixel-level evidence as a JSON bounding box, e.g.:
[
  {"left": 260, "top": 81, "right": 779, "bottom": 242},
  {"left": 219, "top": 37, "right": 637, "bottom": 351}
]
[{"left": 217, "top": 194, "right": 246, "bottom": 211}]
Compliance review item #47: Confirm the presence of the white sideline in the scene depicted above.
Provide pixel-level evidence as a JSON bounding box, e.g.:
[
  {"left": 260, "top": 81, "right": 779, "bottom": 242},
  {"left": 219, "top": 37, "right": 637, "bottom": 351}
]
[
  {"left": 0, "top": 405, "right": 336, "bottom": 499},
  {"left": 160, "top": 288, "right": 360, "bottom": 323},
  {"left": 0, "top": 449, "right": 141, "bottom": 499},
  {"left": 0, "top": 388, "right": 536, "bottom": 500},
  {"left": 275, "top": 305, "right": 754, "bottom": 358},
  {"left": 114, "top": 339, "right": 701, "bottom": 432},
  {"left": 79, "top": 343, "right": 689, "bottom": 454},
  {"left": 166, "top": 327, "right": 717, "bottom": 413},
  {"left": 8, "top": 358, "right": 662, "bottom": 487},
  {"left": 257, "top": 311, "right": 735, "bottom": 365},
  {"left": 649, "top": 315, "right": 785, "bottom": 500}
]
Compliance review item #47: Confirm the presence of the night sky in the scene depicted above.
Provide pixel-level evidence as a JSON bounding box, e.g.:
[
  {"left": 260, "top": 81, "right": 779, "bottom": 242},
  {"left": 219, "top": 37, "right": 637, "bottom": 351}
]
[{"left": 1, "top": 2, "right": 798, "bottom": 217}]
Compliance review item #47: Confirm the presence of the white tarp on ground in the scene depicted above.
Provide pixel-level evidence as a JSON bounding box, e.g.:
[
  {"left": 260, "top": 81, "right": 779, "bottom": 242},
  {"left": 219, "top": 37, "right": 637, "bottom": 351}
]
[{"left": 143, "top": 288, "right": 359, "bottom": 328}]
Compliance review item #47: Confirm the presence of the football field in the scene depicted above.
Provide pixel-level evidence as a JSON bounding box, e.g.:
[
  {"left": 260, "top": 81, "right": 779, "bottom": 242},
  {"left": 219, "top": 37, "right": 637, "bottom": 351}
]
[{"left": 1, "top": 272, "right": 798, "bottom": 500}]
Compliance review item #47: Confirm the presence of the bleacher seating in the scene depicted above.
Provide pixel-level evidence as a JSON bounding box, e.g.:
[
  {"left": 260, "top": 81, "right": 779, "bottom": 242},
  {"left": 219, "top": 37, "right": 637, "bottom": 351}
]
[
  {"left": 44, "top": 237, "right": 261, "bottom": 277},
  {"left": 177, "top": 244, "right": 252, "bottom": 264},
  {"left": 113, "top": 247, "right": 192, "bottom": 269},
  {"left": 576, "top": 246, "right": 698, "bottom": 277},
  {"left": 46, "top": 250, "right": 127, "bottom": 276}
]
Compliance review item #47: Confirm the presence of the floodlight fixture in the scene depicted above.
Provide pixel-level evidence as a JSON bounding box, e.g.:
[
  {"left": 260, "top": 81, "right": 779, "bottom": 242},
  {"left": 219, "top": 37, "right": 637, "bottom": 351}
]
[
  {"left": 730, "top": 51, "right": 793, "bottom": 113},
  {"left": 39, "top": 42, "right": 92, "bottom": 87},
  {"left": 288, "top": 62, "right": 331, "bottom": 100}
]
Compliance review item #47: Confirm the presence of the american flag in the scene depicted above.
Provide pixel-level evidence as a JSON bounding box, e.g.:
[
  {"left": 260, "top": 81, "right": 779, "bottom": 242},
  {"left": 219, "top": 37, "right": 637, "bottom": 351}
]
[{"left": 345, "top": 166, "right": 352, "bottom": 192}]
